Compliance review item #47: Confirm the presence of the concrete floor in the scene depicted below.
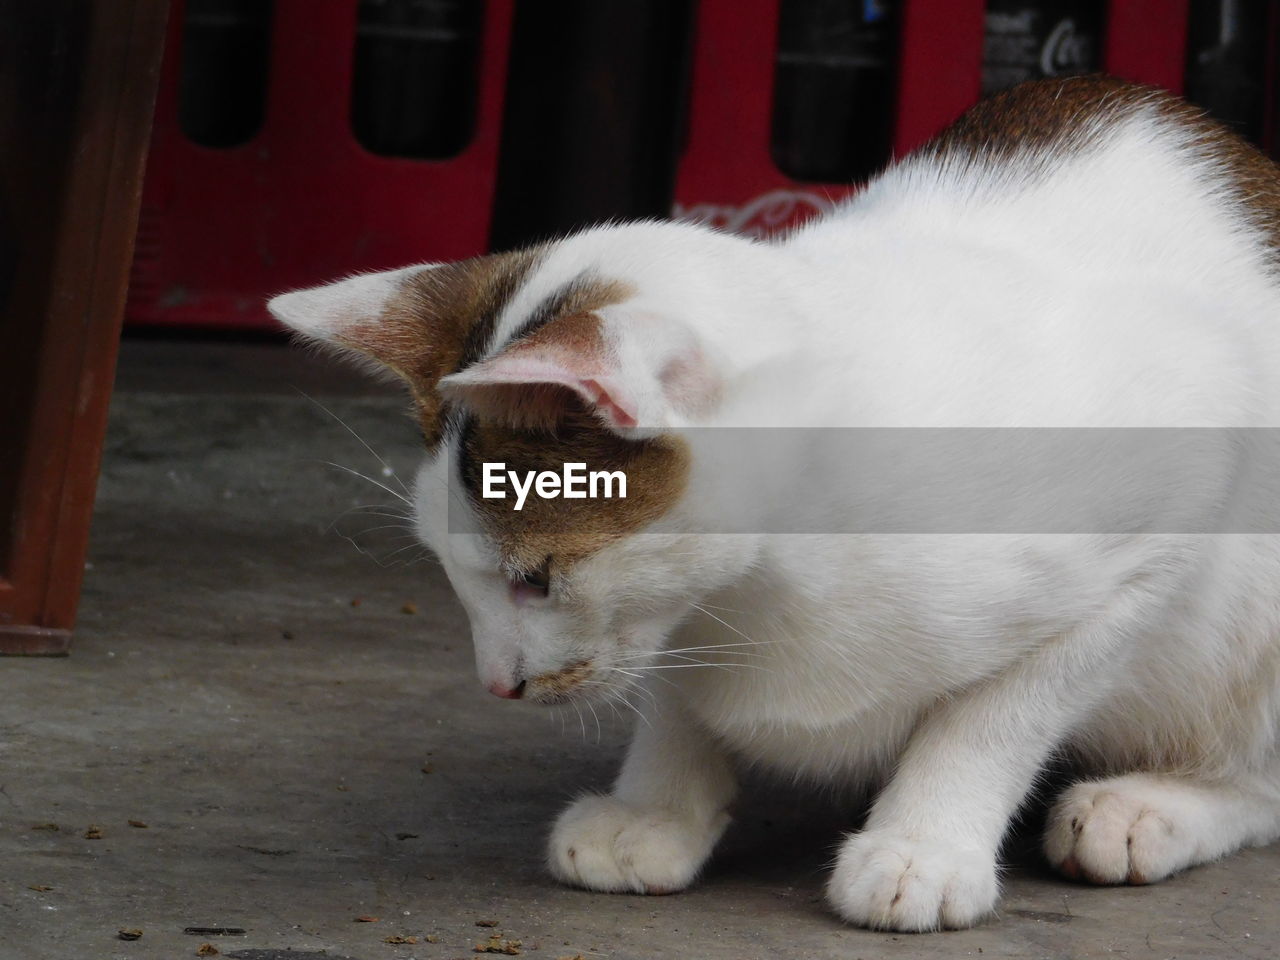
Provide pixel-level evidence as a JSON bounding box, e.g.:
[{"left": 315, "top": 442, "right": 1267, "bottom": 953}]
[{"left": 2, "top": 340, "right": 1278, "bottom": 959}]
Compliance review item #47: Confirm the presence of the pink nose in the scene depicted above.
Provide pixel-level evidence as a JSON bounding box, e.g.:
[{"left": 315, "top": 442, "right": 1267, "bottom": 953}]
[{"left": 487, "top": 680, "right": 526, "bottom": 700}]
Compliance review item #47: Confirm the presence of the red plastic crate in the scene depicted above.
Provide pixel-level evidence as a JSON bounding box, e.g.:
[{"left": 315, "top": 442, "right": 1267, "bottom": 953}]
[
  {"left": 673, "top": 0, "right": 1190, "bottom": 237},
  {"left": 127, "top": 0, "right": 515, "bottom": 330}
]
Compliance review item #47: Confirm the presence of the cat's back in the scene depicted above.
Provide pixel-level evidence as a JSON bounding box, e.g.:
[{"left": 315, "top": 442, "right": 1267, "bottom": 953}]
[
  {"left": 808, "top": 75, "right": 1278, "bottom": 262},
  {"left": 934, "top": 75, "right": 1275, "bottom": 210},
  {"left": 782, "top": 75, "right": 1280, "bottom": 428},
  {"left": 937, "top": 75, "right": 1279, "bottom": 255}
]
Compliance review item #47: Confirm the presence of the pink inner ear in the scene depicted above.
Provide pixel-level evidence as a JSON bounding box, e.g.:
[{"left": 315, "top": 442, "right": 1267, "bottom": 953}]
[
  {"left": 579, "top": 378, "right": 637, "bottom": 428},
  {"left": 443, "top": 351, "right": 639, "bottom": 429}
]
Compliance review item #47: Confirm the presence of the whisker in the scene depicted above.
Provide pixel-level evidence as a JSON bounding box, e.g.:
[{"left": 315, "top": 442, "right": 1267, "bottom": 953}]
[
  {"left": 395, "top": 549, "right": 434, "bottom": 568},
  {"left": 311, "top": 459, "right": 412, "bottom": 506},
  {"left": 381, "top": 539, "right": 429, "bottom": 559},
  {"left": 626, "top": 651, "right": 767, "bottom": 671},
  {"left": 622, "top": 695, "right": 654, "bottom": 729},
  {"left": 341, "top": 510, "right": 415, "bottom": 523},
  {"left": 610, "top": 665, "right": 677, "bottom": 690},
  {"left": 690, "top": 603, "right": 770, "bottom": 649},
  {"left": 347, "top": 523, "right": 416, "bottom": 538},
  {"left": 626, "top": 681, "right": 660, "bottom": 713},
  {"left": 614, "top": 641, "right": 775, "bottom": 662},
  {"left": 615, "top": 647, "right": 771, "bottom": 663},
  {"left": 667, "top": 640, "right": 777, "bottom": 651},
  {"left": 334, "top": 533, "right": 383, "bottom": 564},
  {"left": 622, "top": 662, "right": 766, "bottom": 673},
  {"left": 599, "top": 685, "right": 653, "bottom": 729},
  {"left": 693, "top": 600, "right": 751, "bottom": 615},
  {"left": 643, "top": 651, "right": 713, "bottom": 666},
  {"left": 327, "top": 505, "right": 414, "bottom": 539},
  {"left": 297, "top": 389, "right": 412, "bottom": 499},
  {"left": 343, "top": 538, "right": 428, "bottom": 568},
  {"left": 331, "top": 504, "right": 414, "bottom": 522},
  {"left": 585, "top": 698, "right": 603, "bottom": 743},
  {"left": 584, "top": 676, "right": 659, "bottom": 716}
]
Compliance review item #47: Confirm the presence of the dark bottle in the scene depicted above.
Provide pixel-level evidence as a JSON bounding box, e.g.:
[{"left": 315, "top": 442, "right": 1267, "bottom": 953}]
[
  {"left": 1184, "top": 0, "right": 1270, "bottom": 147},
  {"left": 351, "top": 0, "right": 483, "bottom": 159},
  {"left": 982, "top": 0, "right": 1104, "bottom": 96},
  {"left": 179, "top": 0, "right": 275, "bottom": 148},
  {"left": 489, "top": 1, "right": 696, "bottom": 252},
  {"left": 771, "top": 0, "right": 901, "bottom": 184}
]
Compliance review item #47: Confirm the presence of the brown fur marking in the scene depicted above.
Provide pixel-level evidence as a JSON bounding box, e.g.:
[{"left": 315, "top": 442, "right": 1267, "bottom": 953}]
[
  {"left": 335, "top": 247, "right": 544, "bottom": 446},
  {"left": 927, "top": 74, "right": 1280, "bottom": 254},
  {"left": 445, "top": 309, "right": 618, "bottom": 432},
  {"left": 327, "top": 245, "right": 675, "bottom": 570},
  {"left": 458, "top": 407, "right": 690, "bottom": 572},
  {"left": 530, "top": 659, "right": 594, "bottom": 698},
  {"left": 509, "top": 273, "right": 634, "bottom": 346},
  {"left": 436, "top": 271, "right": 682, "bottom": 570}
]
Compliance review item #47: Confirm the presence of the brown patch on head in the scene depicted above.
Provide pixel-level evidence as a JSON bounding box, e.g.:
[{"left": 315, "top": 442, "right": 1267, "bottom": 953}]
[
  {"left": 337, "top": 260, "right": 635, "bottom": 445},
  {"left": 440, "top": 272, "right": 637, "bottom": 433},
  {"left": 509, "top": 272, "right": 633, "bottom": 345},
  {"left": 333, "top": 247, "right": 543, "bottom": 446},
  {"left": 927, "top": 74, "right": 1280, "bottom": 254},
  {"left": 513, "top": 304, "right": 610, "bottom": 361},
  {"left": 442, "top": 273, "right": 683, "bottom": 568},
  {"left": 456, "top": 406, "right": 689, "bottom": 572},
  {"left": 448, "top": 310, "right": 613, "bottom": 432}
]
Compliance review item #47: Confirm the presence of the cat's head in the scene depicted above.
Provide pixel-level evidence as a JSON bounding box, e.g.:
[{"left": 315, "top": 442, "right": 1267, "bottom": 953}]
[{"left": 269, "top": 223, "right": 762, "bottom": 704}]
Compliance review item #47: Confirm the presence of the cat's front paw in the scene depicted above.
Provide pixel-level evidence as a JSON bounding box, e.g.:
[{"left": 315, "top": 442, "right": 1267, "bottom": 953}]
[
  {"left": 827, "top": 829, "right": 999, "bottom": 932},
  {"left": 548, "top": 794, "right": 727, "bottom": 895},
  {"left": 1043, "top": 776, "right": 1192, "bottom": 885}
]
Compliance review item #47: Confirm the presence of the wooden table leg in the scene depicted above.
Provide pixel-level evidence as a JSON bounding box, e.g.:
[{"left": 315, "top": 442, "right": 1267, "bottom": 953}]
[{"left": 0, "top": 0, "right": 169, "bottom": 654}]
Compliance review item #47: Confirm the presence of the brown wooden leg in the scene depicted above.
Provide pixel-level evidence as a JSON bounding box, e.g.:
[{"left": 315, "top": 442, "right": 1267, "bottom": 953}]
[{"left": 0, "top": 0, "right": 169, "bottom": 654}]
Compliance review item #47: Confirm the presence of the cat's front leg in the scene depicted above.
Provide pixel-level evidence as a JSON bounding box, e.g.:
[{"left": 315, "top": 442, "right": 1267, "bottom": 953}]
[
  {"left": 828, "top": 630, "right": 1120, "bottom": 932},
  {"left": 548, "top": 691, "right": 735, "bottom": 895}
]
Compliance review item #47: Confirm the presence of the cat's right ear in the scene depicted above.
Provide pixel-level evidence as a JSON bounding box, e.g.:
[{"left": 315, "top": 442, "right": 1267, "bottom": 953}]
[
  {"left": 268, "top": 263, "right": 471, "bottom": 443},
  {"left": 267, "top": 250, "right": 543, "bottom": 444},
  {"left": 267, "top": 264, "right": 436, "bottom": 376}
]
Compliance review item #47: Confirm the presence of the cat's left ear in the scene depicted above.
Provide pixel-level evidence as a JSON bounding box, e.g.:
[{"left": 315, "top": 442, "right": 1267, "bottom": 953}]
[{"left": 438, "top": 307, "right": 720, "bottom": 435}]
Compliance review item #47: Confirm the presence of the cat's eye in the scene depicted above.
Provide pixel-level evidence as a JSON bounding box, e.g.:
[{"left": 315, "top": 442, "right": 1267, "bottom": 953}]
[{"left": 514, "top": 558, "right": 552, "bottom": 597}]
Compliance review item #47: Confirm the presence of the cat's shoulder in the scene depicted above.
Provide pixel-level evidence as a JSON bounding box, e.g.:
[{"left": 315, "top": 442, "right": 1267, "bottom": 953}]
[
  {"left": 922, "top": 74, "right": 1280, "bottom": 250},
  {"left": 926, "top": 74, "right": 1169, "bottom": 161}
]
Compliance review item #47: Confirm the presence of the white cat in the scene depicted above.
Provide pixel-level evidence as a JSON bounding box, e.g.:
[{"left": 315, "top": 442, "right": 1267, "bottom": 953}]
[{"left": 269, "top": 76, "right": 1280, "bottom": 931}]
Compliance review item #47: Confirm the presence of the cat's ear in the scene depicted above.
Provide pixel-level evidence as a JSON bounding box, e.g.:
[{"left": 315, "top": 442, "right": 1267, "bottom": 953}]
[
  {"left": 266, "top": 264, "right": 440, "bottom": 376},
  {"left": 266, "top": 250, "right": 544, "bottom": 444},
  {"left": 438, "top": 307, "right": 720, "bottom": 435}
]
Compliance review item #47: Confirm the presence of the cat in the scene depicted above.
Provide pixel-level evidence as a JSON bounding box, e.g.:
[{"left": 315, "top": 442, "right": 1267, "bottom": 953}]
[{"left": 268, "top": 75, "right": 1280, "bottom": 931}]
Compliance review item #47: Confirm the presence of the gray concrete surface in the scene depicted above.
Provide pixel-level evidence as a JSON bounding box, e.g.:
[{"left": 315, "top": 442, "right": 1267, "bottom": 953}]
[{"left": 2, "top": 340, "right": 1277, "bottom": 959}]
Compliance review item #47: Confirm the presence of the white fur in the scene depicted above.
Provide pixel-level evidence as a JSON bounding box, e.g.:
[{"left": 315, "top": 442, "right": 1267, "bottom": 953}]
[
  {"left": 277, "top": 98, "right": 1280, "bottom": 931},
  {"left": 269, "top": 264, "right": 435, "bottom": 337}
]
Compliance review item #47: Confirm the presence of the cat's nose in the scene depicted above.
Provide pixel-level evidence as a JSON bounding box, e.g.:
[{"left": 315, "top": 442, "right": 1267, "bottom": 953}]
[{"left": 487, "top": 679, "right": 527, "bottom": 700}]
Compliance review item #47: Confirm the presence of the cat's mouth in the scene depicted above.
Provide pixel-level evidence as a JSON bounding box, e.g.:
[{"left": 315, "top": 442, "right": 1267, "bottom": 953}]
[{"left": 525, "top": 659, "right": 595, "bottom": 704}]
